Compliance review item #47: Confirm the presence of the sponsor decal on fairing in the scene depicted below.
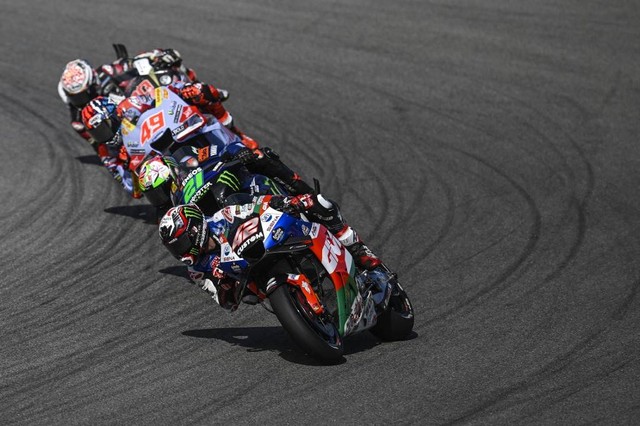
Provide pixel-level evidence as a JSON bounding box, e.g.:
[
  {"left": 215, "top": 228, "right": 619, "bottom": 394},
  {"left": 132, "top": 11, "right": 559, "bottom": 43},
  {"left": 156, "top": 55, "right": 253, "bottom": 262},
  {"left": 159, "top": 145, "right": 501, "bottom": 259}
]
[
  {"left": 260, "top": 207, "right": 282, "bottom": 235},
  {"left": 321, "top": 232, "right": 342, "bottom": 274},
  {"left": 272, "top": 227, "right": 284, "bottom": 242},
  {"left": 221, "top": 242, "right": 240, "bottom": 263},
  {"left": 344, "top": 292, "right": 364, "bottom": 335},
  {"left": 309, "top": 223, "right": 320, "bottom": 238},
  {"left": 167, "top": 101, "right": 178, "bottom": 116},
  {"left": 173, "top": 105, "right": 183, "bottom": 123},
  {"left": 236, "top": 232, "right": 263, "bottom": 256},
  {"left": 190, "top": 182, "right": 212, "bottom": 203}
]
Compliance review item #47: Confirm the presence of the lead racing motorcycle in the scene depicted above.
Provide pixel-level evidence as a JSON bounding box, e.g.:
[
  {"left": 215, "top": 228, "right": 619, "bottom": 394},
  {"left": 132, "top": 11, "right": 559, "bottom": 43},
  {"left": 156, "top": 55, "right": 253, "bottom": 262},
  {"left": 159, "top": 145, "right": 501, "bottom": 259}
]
[{"left": 211, "top": 194, "right": 414, "bottom": 364}]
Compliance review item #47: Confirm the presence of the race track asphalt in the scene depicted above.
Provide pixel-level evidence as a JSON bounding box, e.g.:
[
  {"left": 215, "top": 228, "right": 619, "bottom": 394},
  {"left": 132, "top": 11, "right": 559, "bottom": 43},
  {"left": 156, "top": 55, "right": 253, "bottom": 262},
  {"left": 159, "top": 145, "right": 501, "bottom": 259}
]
[{"left": 1, "top": 0, "right": 639, "bottom": 424}]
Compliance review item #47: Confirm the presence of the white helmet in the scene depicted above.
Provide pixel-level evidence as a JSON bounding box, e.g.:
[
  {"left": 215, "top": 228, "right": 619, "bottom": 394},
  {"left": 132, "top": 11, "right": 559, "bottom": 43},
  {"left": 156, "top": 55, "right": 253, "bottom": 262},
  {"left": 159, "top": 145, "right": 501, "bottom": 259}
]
[{"left": 59, "top": 59, "right": 96, "bottom": 107}]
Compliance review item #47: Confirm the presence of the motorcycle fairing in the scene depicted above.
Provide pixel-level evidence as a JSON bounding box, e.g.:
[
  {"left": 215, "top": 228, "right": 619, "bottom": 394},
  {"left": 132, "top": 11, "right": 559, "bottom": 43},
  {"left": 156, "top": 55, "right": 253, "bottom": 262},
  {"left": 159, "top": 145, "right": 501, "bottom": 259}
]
[
  {"left": 120, "top": 87, "right": 239, "bottom": 171},
  {"left": 306, "top": 223, "right": 360, "bottom": 336}
]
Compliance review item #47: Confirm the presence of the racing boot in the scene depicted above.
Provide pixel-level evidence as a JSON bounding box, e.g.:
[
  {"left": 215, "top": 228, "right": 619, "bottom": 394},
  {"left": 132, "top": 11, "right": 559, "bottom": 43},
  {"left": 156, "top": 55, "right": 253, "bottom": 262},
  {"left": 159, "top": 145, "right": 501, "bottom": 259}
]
[
  {"left": 248, "top": 148, "right": 314, "bottom": 195},
  {"left": 335, "top": 226, "right": 382, "bottom": 271},
  {"left": 286, "top": 172, "right": 314, "bottom": 195},
  {"left": 228, "top": 124, "right": 260, "bottom": 150},
  {"left": 295, "top": 194, "right": 382, "bottom": 271}
]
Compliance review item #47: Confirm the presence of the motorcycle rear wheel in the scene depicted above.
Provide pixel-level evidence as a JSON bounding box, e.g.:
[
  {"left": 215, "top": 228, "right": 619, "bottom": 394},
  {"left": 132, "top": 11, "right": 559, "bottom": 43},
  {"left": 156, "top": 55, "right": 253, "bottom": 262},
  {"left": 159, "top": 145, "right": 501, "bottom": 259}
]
[
  {"left": 370, "top": 282, "right": 414, "bottom": 341},
  {"left": 270, "top": 284, "right": 344, "bottom": 364}
]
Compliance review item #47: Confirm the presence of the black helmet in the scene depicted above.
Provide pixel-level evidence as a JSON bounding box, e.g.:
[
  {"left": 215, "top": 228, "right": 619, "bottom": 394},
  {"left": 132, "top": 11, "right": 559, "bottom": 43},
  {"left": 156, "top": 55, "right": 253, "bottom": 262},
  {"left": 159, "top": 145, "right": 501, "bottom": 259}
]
[{"left": 158, "top": 204, "right": 209, "bottom": 265}]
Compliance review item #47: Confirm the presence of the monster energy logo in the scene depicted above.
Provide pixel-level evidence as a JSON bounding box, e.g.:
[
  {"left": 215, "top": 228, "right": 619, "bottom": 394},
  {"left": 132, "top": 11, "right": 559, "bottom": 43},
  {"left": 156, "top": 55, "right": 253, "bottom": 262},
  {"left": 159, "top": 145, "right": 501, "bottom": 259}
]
[
  {"left": 182, "top": 205, "right": 201, "bottom": 219},
  {"left": 265, "top": 178, "right": 283, "bottom": 195},
  {"left": 217, "top": 171, "right": 240, "bottom": 191},
  {"left": 164, "top": 156, "right": 178, "bottom": 169}
]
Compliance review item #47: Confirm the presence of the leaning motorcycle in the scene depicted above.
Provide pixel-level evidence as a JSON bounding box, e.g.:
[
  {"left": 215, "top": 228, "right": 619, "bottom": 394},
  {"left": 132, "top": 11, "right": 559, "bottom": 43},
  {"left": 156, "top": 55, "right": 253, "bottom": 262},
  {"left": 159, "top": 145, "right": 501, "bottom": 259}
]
[
  {"left": 169, "top": 146, "right": 288, "bottom": 215},
  {"left": 212, "top": 194, "right": 414, "bottom": 364},
  {"left": 120, "top": 86, "right": 252, "bottom": 202},
  {"left": 119, "top": 86, "right": 238, "bottom": 172},
  {"left": 138, "top": 144, "right": 289, "bottom": 218}
]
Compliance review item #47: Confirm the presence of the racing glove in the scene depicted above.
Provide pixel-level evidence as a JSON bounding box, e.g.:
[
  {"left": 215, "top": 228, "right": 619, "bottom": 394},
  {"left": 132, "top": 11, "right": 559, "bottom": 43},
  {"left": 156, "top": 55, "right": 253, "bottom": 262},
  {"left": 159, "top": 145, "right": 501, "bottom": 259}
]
[
  {"left": 233, "top": 147, "right": 258, "bottom": 165},
  {"left": 269, "top": 194, "right": 315, "bottom": 214},
  {"left": 218, "top": 88, "right": 229, "bottom": 102},
  {"left": 119, "top": 166, "right": 135, "bottom": 194},
  {"left": 201, "top": 277, "right": 239, "bottom": 311},
  {"left": 71, "top": 121, "right": 85, "bottom": 133},
  {"left": 156, "top": 49, "right": 182, "bottom": 68},
  {"left": 180, "top": 83, "right": 207, "bottom": 104},
  {"left": 180, "top": 82, "right": 225, "bottom": 104}
]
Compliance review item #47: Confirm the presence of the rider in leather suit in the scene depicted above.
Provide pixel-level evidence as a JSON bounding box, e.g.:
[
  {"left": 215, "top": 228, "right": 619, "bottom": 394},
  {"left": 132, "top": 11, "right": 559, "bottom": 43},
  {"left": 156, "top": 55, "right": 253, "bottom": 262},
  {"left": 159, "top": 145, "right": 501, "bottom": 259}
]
[{"left": 158, "top": 198, "right": 381, "bottom": 311}]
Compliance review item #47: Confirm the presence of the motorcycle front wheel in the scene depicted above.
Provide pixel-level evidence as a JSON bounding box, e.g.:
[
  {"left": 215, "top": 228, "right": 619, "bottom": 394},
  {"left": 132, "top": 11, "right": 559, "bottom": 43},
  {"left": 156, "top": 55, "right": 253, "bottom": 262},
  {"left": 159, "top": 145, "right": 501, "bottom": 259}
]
[
  {"left": 370, "top": 282, "right": 414, "bottom": 341},
  {"left": 270, "top": 284, "right": 344, "bottom": 364}
]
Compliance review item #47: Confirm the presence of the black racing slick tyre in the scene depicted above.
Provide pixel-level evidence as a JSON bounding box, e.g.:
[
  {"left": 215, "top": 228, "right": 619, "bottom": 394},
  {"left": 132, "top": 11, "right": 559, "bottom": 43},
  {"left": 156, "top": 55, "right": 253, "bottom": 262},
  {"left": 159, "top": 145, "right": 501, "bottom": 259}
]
[
  {"left": 269, "top": 285, "right": 344, "bottom": 364},
  {"left": 370, "top": 282, "right": 414, "bottom": 341}
]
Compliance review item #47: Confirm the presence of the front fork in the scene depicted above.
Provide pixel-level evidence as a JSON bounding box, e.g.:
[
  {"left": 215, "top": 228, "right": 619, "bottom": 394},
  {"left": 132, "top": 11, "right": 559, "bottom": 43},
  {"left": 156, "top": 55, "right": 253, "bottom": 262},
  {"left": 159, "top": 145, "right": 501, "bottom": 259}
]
[
  {"left": 265, "top": 273, "right": 324, "bottom": 315},
  {"left": 355, "top": 267, "right": 395, "bottom": 312}
]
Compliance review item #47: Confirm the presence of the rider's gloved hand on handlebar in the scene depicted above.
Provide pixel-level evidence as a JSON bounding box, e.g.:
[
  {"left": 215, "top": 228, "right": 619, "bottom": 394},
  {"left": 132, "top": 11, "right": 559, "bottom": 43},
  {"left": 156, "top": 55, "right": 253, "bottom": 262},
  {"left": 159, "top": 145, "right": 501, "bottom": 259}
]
[
  {"left": 217, "top": 89, "right": 229, "bottom": 102},
  {"left": 180, "top": 83, "right": 206, "bottom": 104},
  {"left": 234, "top": 147, "right": 258, "bottom": 165},
  {"left": 156, "top": 49, "right": 182, "bottom": 68},
  {"left": 269, "top": 194, "right": 315, "bottom": 215}
]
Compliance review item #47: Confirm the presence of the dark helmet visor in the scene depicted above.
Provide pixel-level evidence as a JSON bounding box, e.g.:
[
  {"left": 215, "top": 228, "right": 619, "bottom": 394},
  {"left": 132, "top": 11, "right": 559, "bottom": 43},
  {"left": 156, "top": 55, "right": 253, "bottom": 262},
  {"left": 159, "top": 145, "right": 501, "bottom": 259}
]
[
  {"left": 166, "top": 232, "right": 194, "bottom": 259},
  {"left": 88, "top": 120, "right": 116, "bottom": 144},
  {"left": 67, "top": 90, "right": 92, "bottom": 108}
]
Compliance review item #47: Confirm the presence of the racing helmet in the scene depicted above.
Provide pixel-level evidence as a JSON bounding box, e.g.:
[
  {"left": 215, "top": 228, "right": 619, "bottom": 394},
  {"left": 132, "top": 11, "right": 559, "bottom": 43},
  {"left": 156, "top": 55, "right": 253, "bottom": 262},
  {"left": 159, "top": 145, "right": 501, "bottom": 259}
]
[
  {"left": 59, "top": 59, "right": 97, "bottom": 108},
  {"left": 81, "top": 97, "right": 120, "bottom": 144},
  {"left": 138, "top": 155, "right": 179, "bottom": 208},
  {"left": 159, "top": 204, "right": 209, "bottom": 264}
]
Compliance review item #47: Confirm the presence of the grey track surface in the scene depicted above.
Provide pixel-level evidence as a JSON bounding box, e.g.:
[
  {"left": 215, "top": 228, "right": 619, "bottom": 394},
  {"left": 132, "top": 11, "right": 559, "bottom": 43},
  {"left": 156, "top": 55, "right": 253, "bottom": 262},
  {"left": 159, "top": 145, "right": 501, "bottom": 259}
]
[{"left": 1, "top": 0, "right": 639, "bottom": 424}]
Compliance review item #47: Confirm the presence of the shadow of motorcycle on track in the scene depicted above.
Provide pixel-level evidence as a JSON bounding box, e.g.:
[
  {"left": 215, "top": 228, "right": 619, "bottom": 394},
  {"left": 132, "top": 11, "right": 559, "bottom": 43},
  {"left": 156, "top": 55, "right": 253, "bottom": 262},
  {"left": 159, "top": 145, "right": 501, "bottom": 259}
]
[
  {"left": 103, "top": 204, "right": 157, "bottom": 225},
  {"left": 182, "top": 326, "right": 390, "bottom": 365},
  {"left": 75, "top": 154, "right": 103, "bottom": 166}
]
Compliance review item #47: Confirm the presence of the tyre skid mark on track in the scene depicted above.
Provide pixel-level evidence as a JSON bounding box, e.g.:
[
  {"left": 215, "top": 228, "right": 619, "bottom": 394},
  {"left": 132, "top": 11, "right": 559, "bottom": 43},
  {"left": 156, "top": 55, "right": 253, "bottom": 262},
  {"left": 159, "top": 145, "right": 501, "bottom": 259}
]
[
  {"left": 611, "top": 277, "right": 640, "bottom": 321},
  {"left": 425, "top": 149, "right": 541, "bottom": 324},
  {"left": 0, "top": 320, "right": 173, "bottom": 419},
  {"left": 0, "top": 86, "right": 160, "bottom": 367},
  {"left": 444, "top": 306, "right": 640, "bottom": 425},
  {"left": 232, "top": 51, "right": 407, "bottom": 256},
  {"left": 394, "top": 165, "right": 453, "bottom": 275},
  {"left": 489, "top": 87, "right": 596, "bottom": 292},
  {"left": 384, "top": 101, "right": 456, "bottom": 274},
  {"left": 391, "top": 80, "right": 597, "bottom": 322},
  {"left": 443, "top": 329, "right": 606, "bottom": 425},
  {"left": 0, "top": 92, "right": 72, "bottom": 218}
]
